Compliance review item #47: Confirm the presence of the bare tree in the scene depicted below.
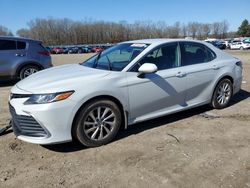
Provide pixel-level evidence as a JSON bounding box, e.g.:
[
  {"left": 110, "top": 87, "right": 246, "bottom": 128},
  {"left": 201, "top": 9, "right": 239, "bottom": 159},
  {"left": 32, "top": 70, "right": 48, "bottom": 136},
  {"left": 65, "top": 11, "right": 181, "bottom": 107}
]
[
  {"left": 220, "top": 20, "right": 229, "bottom": 38},
  {"left": 0, "top": 25, "right": 13, "bottom": 36},
  {"left": 187, "top": 22, "right": 199, "bottom": 39},
  {"left": 202, "top": 24, "right": 211, "bottom": 39},
  {"left": 211, "top": 22, "right": 220, "bottom": 38},
  {"left": 16, "top": 29, "right": 30, "bottom": 38}
]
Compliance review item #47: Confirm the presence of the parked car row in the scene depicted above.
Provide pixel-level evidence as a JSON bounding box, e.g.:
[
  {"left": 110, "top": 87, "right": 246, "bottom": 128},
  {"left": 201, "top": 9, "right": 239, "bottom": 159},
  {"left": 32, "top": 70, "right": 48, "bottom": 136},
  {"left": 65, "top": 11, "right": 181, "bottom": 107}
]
[
  {"left": 205, "top": 38, "right": 250, "bottom": 50},
  {"left": 47, "top": 45, "right": 112, "bottom": 54}
]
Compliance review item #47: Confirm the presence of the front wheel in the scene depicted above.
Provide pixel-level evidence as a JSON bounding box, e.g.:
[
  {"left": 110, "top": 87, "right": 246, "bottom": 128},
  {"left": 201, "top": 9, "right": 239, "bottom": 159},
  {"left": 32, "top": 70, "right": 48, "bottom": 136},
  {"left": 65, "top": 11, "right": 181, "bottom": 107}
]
[
  {"left": 211, "top": 79, "right": 233, "bottom": 109},
  {"left": 73, "top": 99, "right": 122, "bottom": 147}
]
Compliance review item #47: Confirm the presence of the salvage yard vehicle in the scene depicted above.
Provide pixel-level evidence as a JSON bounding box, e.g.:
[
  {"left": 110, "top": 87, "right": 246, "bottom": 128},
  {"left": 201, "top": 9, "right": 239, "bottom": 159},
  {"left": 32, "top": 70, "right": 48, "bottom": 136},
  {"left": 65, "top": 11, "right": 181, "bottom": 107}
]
[
  {"left": 229, "top": 41, "right": 250, "bottom": 50},
  {"left": 9, "top": 39, "right": 242, "bottom": 147},
  {"left": 206, "top": 40, "right": 226, "bottom": 50},
  {"left": 91, "top": 46, "right": 103, "bottom": 53},
  {"left": 79, "top": 46, "right": 92, "bottom": 53},
  {"left": 0, "top": 36, "right": 52, "bottom": 80},
  {"left": 51, "top": 47, "right": 64, "bottom": 54}
]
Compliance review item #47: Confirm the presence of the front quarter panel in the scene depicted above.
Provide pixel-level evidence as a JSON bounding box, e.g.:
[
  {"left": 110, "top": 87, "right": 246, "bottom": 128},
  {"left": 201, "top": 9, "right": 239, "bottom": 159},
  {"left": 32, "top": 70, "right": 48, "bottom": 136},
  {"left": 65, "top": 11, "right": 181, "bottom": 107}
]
[{"left": 69, "top": 71, "right": 129, "bottom": 125}]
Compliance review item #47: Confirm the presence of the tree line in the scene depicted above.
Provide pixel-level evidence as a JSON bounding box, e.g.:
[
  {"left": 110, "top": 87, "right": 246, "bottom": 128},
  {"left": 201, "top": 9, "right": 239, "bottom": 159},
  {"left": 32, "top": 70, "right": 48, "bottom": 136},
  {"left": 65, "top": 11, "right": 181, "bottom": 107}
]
[
  {"left": 0, "top": 25, "right": 13, "bottom": 36},
  {"left": 1, "top": 18, "right": 249, "bottom": 46}
]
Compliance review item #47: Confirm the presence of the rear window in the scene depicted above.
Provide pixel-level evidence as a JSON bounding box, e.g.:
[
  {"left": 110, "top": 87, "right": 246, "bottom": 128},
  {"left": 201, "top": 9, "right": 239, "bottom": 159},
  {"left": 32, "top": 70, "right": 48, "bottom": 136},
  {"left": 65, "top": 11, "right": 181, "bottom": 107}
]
[
  {"left": 39, "top": 43, "right": 48, "bottom": 51},
  {"left": 0, "top": 39, "right": 16, "bottom": 50},
  {"left": 17, "top": 41, "right": 26, "bottom": 49},
  {"left": 180, "top": 42, "right": 216, "bottom": 66}
]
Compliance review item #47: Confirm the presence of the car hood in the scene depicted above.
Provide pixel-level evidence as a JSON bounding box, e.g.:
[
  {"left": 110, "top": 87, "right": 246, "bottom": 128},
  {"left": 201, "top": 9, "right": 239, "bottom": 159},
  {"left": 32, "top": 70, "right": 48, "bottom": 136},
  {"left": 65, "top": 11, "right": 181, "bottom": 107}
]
[{"left": 16, "top": 64, "right": 111, "bottom": 93}]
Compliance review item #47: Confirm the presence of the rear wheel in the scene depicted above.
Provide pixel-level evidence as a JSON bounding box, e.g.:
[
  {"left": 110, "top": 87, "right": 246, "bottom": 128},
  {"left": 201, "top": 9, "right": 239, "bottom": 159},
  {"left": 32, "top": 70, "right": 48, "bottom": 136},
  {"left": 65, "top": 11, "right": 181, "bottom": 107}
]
[
  {"left": 211, "top": 78, "right": 233, "bottom": 109},
  {"left": 73, "top": 99, "right": 122, "bottom": 147},
  {"left": 19, "top": 65, "right": 40, "bottom": 79},
  {"left": 240, "top": 46, "right": 244, "bottom": 50}
]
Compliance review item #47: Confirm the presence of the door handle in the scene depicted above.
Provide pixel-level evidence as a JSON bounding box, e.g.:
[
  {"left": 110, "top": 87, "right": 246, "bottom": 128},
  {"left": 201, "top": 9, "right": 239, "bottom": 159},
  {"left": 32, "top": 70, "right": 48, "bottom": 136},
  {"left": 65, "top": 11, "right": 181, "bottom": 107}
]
[
  {"left": 176, "top": 71, "right": 186, "bottom": 78},
  {"left": 15, "top": 53, "right": 25, "bottom": 57},
  {"left": 212, "top": 64, "right": 220, "bottom": 70}
]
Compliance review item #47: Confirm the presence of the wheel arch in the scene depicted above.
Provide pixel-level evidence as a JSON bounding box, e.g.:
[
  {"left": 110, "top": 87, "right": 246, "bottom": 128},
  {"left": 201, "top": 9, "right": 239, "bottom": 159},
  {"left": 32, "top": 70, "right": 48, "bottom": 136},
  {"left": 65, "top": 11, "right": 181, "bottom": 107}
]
[
  {"left": 215, "top": 75, "right": 234, "bottom": 88},
  {"left": 211, "top": 74, "right": 234, "bottom": 102}
]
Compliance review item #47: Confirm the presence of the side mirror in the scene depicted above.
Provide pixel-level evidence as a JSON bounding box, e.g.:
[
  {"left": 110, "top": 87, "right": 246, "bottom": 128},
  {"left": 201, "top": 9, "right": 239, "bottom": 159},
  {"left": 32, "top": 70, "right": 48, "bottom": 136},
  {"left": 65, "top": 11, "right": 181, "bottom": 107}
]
[{"left": 137, "top": 63, "right": 158, "bottom": 78}]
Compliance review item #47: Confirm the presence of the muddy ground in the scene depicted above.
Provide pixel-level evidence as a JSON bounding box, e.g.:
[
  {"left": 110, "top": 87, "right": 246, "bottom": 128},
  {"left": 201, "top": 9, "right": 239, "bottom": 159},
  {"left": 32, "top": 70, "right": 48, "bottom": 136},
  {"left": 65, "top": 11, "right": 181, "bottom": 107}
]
[{"left": 0, "top": 51, "right": 249, "bottom": 188}]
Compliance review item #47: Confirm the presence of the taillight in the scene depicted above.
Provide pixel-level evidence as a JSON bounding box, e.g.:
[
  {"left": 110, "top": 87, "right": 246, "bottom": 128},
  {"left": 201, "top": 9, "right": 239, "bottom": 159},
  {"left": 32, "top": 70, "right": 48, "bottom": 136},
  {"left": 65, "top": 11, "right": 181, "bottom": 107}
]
[
  {"left": 236, "top": 61, "right": 242, "bottom": 69},
  {"left": 38, "top": 51, "right": 50, "bottom": 56}
]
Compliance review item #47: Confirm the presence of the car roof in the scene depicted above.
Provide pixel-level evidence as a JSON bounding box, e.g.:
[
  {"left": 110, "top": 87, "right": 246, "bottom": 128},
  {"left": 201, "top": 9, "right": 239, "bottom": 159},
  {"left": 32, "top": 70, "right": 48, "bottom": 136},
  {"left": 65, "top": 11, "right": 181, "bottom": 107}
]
[
  {"left": 0, "top": 36, "right": 41, "bottom": 43},
  {"left": 122, "top": 38, "right": 205, "bottom": 45}
]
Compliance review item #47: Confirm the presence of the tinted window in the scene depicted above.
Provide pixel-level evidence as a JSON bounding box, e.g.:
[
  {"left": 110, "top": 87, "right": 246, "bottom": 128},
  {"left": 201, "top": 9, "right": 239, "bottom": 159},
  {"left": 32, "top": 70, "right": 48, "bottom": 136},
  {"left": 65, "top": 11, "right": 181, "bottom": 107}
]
[
  {"left": 0, "top": 39, "right": 16, "bottom": 50},
  {"left": 39, "top": 43, "right": 48, "bottom": 51},
  {"left": 130, "top": 42, "right": 179, "bottom": 72},
  {"left": 180, "top": 42, "right": 216, "bottom": 66},
  {"left": 17, "top": 41, "right": 26, "bottom": 49}
]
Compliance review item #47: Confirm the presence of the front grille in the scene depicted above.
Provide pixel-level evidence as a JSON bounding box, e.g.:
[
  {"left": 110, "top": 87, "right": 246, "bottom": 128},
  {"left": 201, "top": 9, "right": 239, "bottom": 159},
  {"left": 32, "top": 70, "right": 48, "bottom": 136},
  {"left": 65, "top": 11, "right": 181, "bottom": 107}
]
[{"left": 9, "top": 104, "right": 48, "bottom": 137}]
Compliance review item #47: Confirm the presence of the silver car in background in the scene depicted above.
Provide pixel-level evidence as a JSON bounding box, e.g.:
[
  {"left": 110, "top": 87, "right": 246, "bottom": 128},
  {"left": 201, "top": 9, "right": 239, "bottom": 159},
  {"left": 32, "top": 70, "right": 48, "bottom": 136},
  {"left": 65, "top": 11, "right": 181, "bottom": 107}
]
[
  {"left": 0, "top": 36, "right": 52, "bottom": 81},
  {"left": 9, "top": 39, "right": 242, "bottom": 147}
]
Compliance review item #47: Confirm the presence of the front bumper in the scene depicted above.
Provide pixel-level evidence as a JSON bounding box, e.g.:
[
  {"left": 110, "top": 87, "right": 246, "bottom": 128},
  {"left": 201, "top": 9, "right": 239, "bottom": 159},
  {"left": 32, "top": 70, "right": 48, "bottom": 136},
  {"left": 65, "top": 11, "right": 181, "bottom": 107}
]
[
  {"left": 9, "top": 104, "right": 50, "bottom": 138},
  {"left": 9, "top": 86, "right": 77, "bottom": 145}
]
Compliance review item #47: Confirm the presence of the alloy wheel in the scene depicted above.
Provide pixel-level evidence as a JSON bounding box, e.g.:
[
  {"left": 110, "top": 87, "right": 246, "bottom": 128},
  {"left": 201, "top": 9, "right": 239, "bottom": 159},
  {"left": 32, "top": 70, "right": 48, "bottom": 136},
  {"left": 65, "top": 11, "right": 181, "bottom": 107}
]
[
  {"left": 216, "top": 82, "right": 232, "bottom": 105},
  {"left": 23, "top": 67, "right": 38, "bottom": 78},
  {"left": 83, "top": 106, "right": 116, "bottom": 141}
]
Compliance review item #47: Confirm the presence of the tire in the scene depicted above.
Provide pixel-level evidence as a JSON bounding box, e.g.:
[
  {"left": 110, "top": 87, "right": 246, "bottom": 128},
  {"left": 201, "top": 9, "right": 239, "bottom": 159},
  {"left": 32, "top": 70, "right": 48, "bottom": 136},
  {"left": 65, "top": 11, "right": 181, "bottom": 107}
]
[
  {"left": 211, "top": 78, "right": 233, "bottom": 109},
  {"left": 240, "top": 46, "right": 244, "bottom": 50},
  {"left": 19, "top": 65, "right": 40, "bottom": 79},
  {"left": 73, "top": 99, "right": 122, "bottom": 147}
]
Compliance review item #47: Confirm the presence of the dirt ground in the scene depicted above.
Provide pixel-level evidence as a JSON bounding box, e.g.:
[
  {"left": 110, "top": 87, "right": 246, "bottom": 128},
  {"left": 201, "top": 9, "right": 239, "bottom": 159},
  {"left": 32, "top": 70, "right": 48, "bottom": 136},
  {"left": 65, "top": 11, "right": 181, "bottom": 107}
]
[{"left": 0, "top": 51, "right": 249, "bottom": 188}]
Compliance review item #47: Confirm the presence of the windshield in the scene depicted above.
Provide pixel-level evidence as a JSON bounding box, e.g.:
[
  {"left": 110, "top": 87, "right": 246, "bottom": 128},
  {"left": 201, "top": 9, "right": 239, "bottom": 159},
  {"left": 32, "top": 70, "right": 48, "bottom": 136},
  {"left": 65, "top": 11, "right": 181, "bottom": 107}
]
[{"left": 82, "top": 43, "right": 149, "bottom": 71}]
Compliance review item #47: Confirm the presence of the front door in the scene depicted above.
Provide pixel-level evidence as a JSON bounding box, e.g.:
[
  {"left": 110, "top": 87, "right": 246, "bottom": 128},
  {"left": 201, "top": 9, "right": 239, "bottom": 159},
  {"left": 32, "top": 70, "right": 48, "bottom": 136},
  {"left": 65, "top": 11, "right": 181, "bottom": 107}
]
[{"left": 126, "top": 42, "right": 187, "bottom": 123}]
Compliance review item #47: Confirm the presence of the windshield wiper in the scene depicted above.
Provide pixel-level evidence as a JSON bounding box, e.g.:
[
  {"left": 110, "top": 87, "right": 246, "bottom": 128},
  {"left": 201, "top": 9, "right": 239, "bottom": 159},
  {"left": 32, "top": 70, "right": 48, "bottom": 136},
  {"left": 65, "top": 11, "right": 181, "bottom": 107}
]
[
  {"left": 106, "top": 56, "right": 112, "bottom": 70},
  {"left": 94, "top": 51, "right": 112, "bottom": 70},
  {"left": 93, "top": 51, "right": 102, "bottom": 68}
]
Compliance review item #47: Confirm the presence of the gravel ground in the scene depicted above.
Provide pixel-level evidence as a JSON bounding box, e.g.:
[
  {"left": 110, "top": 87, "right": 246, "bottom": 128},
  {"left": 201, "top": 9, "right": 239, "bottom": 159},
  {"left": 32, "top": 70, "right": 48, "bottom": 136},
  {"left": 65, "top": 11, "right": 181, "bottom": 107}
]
[{"left": 0, "top": 51, "right": 249, "bottom": 188}]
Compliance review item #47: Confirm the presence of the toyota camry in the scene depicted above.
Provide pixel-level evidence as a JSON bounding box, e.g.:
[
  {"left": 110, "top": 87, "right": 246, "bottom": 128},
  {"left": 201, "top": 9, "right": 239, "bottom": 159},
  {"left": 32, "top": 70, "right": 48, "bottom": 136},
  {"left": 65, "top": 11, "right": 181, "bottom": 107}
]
[{"left": 9, "top": 39, "right": 242, "bottom": 147}]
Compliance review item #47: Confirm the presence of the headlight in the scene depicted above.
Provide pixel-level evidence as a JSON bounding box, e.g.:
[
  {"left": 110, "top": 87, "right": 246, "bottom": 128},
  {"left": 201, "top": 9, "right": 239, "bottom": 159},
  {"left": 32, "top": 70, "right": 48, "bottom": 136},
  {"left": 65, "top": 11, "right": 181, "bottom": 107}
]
[{"left": 24, "top": 91, "right": 74, "bottom": 105}]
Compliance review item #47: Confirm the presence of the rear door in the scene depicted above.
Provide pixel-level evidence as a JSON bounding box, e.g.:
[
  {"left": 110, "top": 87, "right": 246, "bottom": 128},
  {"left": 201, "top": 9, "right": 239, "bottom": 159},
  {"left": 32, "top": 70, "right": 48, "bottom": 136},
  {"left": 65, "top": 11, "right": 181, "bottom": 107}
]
[{"left": 179, "top": 41, "right": 219, "bottom": 105}]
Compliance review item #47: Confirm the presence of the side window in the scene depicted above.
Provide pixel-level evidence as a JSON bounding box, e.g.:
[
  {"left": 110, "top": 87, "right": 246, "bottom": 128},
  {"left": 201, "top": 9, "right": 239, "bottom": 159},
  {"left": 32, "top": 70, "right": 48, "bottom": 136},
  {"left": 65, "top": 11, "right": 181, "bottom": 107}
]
[
  {"left": 17, "top": 41, "right": 26, "bottom": 49},
  {"left": 130, "top": 42, "right": 179, "bottom": 72},
  {"left": 180, "top": 42, "right": 216, "bottom": 66},
  {"left": 0, "top": 40, "right": 16, "bottom": 50}
]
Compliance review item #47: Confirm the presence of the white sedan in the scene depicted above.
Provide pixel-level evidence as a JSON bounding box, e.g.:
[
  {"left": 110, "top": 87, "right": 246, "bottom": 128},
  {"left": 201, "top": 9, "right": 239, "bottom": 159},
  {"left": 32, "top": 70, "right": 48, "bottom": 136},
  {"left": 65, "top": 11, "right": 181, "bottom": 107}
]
[
  {"left": 230, "top": 41, "right": 250, "bottom": 50},
  {"left": 9, "top": 39, "right": 242, "bottom": 147}
]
